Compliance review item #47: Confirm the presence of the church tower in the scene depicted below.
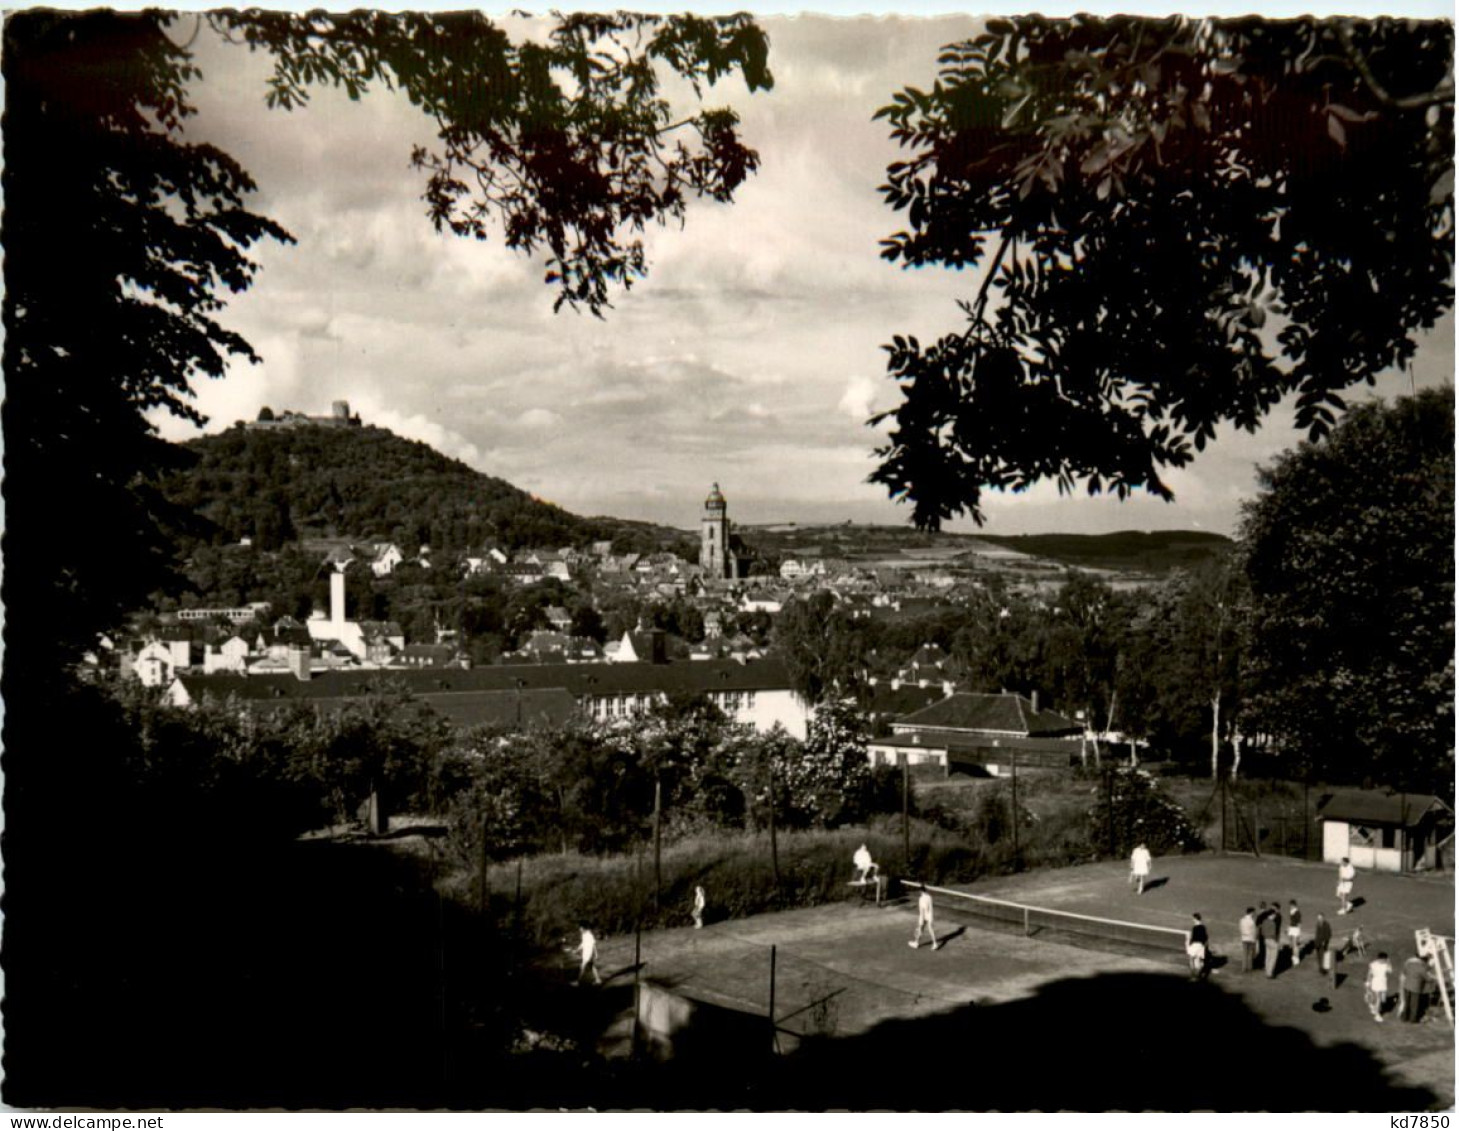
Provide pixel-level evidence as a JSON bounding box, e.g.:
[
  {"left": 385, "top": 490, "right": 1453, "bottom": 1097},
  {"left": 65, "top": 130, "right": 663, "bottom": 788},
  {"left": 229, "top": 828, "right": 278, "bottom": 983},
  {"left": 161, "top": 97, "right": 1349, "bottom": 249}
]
[{"left": 700, "top": 482, "right": 731, "bottom": 580}]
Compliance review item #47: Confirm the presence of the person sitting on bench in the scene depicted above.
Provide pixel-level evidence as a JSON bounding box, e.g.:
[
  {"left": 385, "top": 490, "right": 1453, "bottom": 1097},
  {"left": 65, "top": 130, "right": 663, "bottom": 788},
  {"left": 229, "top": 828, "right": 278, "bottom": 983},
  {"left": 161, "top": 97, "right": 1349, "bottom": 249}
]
[{"left": 853, "top": 843, "right": 879, "bottom": 884}]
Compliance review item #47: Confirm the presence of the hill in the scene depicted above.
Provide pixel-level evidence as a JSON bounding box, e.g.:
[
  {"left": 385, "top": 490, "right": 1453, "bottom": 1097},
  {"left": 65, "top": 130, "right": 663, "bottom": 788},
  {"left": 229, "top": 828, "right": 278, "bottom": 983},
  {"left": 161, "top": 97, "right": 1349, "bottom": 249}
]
[
  {"left": 973, "top": 530, "right": 1234, "bottom": 573},
  {"left": 736, "top": 523, "right": 1232, "bottom": 575},
  {"left": 156, "top": 420, "right": 691, "bottom": 557}
]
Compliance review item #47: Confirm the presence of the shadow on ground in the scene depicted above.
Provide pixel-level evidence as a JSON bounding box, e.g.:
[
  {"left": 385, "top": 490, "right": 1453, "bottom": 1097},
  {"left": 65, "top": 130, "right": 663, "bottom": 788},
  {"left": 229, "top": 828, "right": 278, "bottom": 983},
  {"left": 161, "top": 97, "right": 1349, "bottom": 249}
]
[
  {"left": 756, "top": 972, "right": 1440, "bottom": 1111},
  {"left": 4, "top": 837, "right": 476, "bottom": 1109}
]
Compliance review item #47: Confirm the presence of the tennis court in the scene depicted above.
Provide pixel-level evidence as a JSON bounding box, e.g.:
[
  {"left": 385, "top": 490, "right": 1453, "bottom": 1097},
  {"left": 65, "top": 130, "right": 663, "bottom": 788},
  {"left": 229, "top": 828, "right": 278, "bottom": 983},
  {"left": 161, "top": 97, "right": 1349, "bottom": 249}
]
[{"left": 591, "top": 853, "right": 1455, "bottom": 1107}]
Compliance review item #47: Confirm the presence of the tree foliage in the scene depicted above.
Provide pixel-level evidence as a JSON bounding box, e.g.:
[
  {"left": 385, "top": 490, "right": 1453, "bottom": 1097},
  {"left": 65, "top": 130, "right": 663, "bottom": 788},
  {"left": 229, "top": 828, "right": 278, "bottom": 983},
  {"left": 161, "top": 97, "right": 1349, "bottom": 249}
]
[
  {"left": 871, "top": 16, "right": 1454, "bottom": 527},
  {"left": 1088, "top": 767, "right": 1205, "bottom": 857},
  {"left": 1239, "top": 387, "right": 1454, "bottom": 791},
  {"left": 773, "top": 591, "right": 871, "bottom": 703},
  {"left": 216, "top": 10, "right": 771, "bottom": 314},
  {"left": 1115, "top": 556, "right": 1248, "bottom": 774}
]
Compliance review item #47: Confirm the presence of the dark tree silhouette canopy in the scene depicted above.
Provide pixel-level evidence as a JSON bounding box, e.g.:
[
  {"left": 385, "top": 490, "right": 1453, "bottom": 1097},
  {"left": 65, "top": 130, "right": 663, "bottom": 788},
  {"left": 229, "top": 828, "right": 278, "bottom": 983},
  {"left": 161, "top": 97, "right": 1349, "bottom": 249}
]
[
  {"left": 871, "top": 16, "right": 1454, "bottom": 528},
  {"left": 2, "top": 9, "right": 771, "bottom": 668},
  {"left": 214, "top": 10, "right": 772, "bottom": 313},
  {"left": 4, "top": 11, "right": 292, "bottom": 669}
]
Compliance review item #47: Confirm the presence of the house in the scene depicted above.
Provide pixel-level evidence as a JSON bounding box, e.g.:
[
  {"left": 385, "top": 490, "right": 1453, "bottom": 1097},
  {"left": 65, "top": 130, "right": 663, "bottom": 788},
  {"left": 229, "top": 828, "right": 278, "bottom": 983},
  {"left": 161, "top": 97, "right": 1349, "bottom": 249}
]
[
  {"left": 501, "top": 562, "right": 547, "bottom": 584},
  {"left": 359, "top": 620, "right": 406, "bottom": 664},
  {"left": 169, "top": 655, "right": 811, "bottom": 739},
  {"left": 1317, "top": 789, "right": 1454, "bottom": 873},
  {"left": 254, "top": 621, "right": 313, "bottom": 662},
  {"left": 369, "top": 543, "right": 406, "bottom": 577},
  {"left": 868, "top": 691, "right": 1085, "bottom": 776},
  {"left": 395, "top": 643, "right": 463, "bottom": 669},
  {"left": 173, "top": 602, "right": 272, "bottom": 625},
  {"left": 202, "top": 634, "right": 251, "bottom": 674},
  {"left": 132, "top": 636, "right": 194, "bottom": 687},
  {"left": 608, "top": 629, "right": 669, "bottom": 665},
  {"left": 860, "top": 679, "right": 950, "bottom": 736},
  {"left": 544, "top": 606, "right": 574, "bottom": 633}
]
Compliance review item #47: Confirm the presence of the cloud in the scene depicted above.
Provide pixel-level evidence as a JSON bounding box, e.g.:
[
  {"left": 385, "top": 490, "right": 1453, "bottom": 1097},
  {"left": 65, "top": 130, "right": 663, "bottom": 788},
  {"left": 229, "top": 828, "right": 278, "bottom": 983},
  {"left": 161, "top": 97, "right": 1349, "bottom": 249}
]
[
  {"left": 361, "top": 405, "right": 484, "bottom": 468},
  {"left": 517, "top": 408, "right": 564, "bottom": 432},
  {"left": 838, "top": 374, "right": 883, "bottom": 421}
]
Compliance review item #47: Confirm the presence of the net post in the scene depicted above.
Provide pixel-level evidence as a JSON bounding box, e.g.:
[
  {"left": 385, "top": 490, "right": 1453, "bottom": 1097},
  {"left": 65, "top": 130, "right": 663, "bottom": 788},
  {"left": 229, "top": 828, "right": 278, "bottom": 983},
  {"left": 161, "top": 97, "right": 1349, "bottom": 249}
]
[{"left": 1024, "top": 906, "right": 1031, "bottom": 937}]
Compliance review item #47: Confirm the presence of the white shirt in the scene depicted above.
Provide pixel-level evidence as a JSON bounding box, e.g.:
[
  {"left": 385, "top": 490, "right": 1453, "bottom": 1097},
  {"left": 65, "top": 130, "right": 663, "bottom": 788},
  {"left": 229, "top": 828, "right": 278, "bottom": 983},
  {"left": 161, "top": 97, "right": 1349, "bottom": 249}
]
[
  {"left": 579, "top": 930, "right": 598, "bottom": 961},
  {"left": 1132, "top": 847, "right": 1151, "bottom": 874},
  {"left": 917, "top": 891, "right": 933, "bottom": 920},
  {"left": 854, "top": 846, "right": 873, "bottom": 871},
  {"left": 1368, "top": 959, "right": 1392, "bottom": 994}
]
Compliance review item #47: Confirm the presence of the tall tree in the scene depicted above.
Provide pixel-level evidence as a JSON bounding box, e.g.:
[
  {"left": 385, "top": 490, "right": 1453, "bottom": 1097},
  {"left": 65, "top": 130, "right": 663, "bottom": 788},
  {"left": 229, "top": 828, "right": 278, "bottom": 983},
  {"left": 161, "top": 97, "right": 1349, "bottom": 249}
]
[
  {"left": 1240, "top": 387, "right": 1454, "bottom": 792},
  {"left": 1116, "top": 559, "right": 1248, "bottom": 776},
  {"left": 4, "top": 12, "right": 292, "bottom": 672},
  {"left": 871, "top": 16, "right": 1453, "bottom": 528},
  {"left": 772, "top": 591, "right": 869, "bottom": 703}
]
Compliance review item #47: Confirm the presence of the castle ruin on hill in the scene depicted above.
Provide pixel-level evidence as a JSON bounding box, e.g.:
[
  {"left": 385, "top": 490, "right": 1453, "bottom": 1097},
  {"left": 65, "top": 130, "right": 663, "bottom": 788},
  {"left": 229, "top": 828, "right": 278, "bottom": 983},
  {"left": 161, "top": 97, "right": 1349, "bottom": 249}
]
[{"left": 247, "top": 400, "right": 362, "bottom": 431}]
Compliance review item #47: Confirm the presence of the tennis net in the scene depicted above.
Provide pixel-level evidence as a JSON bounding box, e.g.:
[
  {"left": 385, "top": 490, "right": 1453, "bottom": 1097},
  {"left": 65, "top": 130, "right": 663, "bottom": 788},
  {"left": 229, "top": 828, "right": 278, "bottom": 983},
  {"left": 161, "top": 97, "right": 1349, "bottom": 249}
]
[{"left": 902, "top": 881, "right": 1190, "bottom": 963}]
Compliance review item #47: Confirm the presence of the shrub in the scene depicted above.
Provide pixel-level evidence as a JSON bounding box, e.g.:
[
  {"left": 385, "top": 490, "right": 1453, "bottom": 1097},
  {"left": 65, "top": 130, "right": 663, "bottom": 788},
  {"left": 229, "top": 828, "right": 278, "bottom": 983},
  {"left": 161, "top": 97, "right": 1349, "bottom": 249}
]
[
  {"left": 1087, "top": 767, "right": 1204, "bottom": 857},
  {"left": 472, "top": 823, "right": 986, "bottom": 947}
]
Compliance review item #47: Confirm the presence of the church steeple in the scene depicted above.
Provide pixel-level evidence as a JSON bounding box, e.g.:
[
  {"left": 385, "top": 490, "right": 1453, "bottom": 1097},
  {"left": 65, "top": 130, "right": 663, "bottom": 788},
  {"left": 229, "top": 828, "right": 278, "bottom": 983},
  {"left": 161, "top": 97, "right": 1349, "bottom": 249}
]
[{"left": 700, "top": 482, "right": 731, "bottom": 579}]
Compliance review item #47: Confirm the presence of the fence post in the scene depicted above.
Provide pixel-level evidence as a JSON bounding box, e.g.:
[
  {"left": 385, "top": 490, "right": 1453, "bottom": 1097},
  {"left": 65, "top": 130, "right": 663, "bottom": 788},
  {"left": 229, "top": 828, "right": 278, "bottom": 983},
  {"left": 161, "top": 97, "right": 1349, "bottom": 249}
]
[
  {"left": 514, "top": 855, "right": 524, "bottom": 949},
  {"left": 1304, "top": 780, "right": 1311, "bottom": 860},
  {"left": 653, "top": 775, "right": 662, "bottom": 918},
  {"left": 632, "top": 922, "right": 643, "bottom": 1061},
  {"left": 1106, "top": 767, "right": 1116, "bottom": 858},
  {"left": 1220, "top": 777, "right": 1227, "bottom": 854},
  {"left": 1011, "top": 747, "right": 1020, "bottom": 872},
  {"left": 480, "top": 817, "right": 490, "bottom": 918},
  {"left": 900, "top": 753, "right": 910, "bottom": 872},
  {"left": 1252, "top": 804, "right": 1261, "bottom": 858},
  {"left": 768, "top": 945, "right": 778, "bottom": 1056},
  {"left": 768, "top": 762, "right": 780, "bottom": 889}
]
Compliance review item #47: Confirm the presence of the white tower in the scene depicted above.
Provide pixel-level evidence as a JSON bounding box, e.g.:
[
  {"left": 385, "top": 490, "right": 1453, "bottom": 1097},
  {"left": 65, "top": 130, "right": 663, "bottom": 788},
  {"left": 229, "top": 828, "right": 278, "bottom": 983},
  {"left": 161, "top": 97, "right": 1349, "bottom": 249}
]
[{"left": 330, "top": 567, "right": 347, "bottom": 630}]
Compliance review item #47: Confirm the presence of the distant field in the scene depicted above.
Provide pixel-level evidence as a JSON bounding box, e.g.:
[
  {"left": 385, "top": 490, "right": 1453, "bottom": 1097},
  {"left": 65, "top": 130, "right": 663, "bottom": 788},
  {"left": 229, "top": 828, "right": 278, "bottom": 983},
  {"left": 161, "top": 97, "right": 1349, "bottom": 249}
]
[
  {"left": 976, "top": 529, "right": 1234, "bottom": 573},
  {"left": 736, "top": 524, "right": 1233, "bottom": 576}
]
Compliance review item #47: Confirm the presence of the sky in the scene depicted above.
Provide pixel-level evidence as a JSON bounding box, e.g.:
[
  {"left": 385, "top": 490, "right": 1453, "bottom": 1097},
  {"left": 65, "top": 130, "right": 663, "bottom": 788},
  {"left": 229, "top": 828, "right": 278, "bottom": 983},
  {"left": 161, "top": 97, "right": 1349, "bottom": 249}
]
[{"left": 148, "top": 12, "right": 1455, "bottom": 537}]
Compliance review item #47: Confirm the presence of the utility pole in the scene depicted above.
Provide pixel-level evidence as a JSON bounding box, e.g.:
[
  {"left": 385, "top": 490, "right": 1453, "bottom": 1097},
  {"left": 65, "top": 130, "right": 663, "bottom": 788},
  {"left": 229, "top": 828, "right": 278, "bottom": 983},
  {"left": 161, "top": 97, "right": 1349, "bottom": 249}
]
[
  {"left": 768, "top": 759, "right": 780, "bottom": 888},
  {"left": 1010, "top": 747, "right": 1020, "bottom": 871},
  {"left": 652, "top": 774, "right": 662, "bottom": 917}
]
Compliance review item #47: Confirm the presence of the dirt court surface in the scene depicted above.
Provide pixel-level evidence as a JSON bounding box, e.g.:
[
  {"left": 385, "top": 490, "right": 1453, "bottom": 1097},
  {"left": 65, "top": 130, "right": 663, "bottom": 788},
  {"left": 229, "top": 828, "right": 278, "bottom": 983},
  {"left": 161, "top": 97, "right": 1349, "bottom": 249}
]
[{"left": 595, "top": 855, "right": 1455, "bottom": 1110}]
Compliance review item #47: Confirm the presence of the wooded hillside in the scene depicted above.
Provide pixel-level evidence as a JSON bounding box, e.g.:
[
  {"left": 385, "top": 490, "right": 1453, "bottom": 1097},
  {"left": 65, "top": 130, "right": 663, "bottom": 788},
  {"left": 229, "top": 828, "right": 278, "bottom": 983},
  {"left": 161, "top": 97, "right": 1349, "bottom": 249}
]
[{"left": 155, "top": 422, "right": 691, "bottom": 556}]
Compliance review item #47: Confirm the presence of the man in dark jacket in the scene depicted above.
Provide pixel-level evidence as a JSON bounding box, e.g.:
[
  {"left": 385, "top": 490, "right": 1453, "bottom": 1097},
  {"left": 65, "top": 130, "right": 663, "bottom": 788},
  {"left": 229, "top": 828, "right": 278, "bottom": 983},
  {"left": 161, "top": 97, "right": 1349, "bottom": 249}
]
[
  {"left": 1313, "top": 912, "right": 1334, "bottom": 981},
  {"left": 1263, "top": 901, "right": 1283, "bottom": 978},
  {"left": 1401, "top": 952, "right": 1431, "bottom": 1022}
]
